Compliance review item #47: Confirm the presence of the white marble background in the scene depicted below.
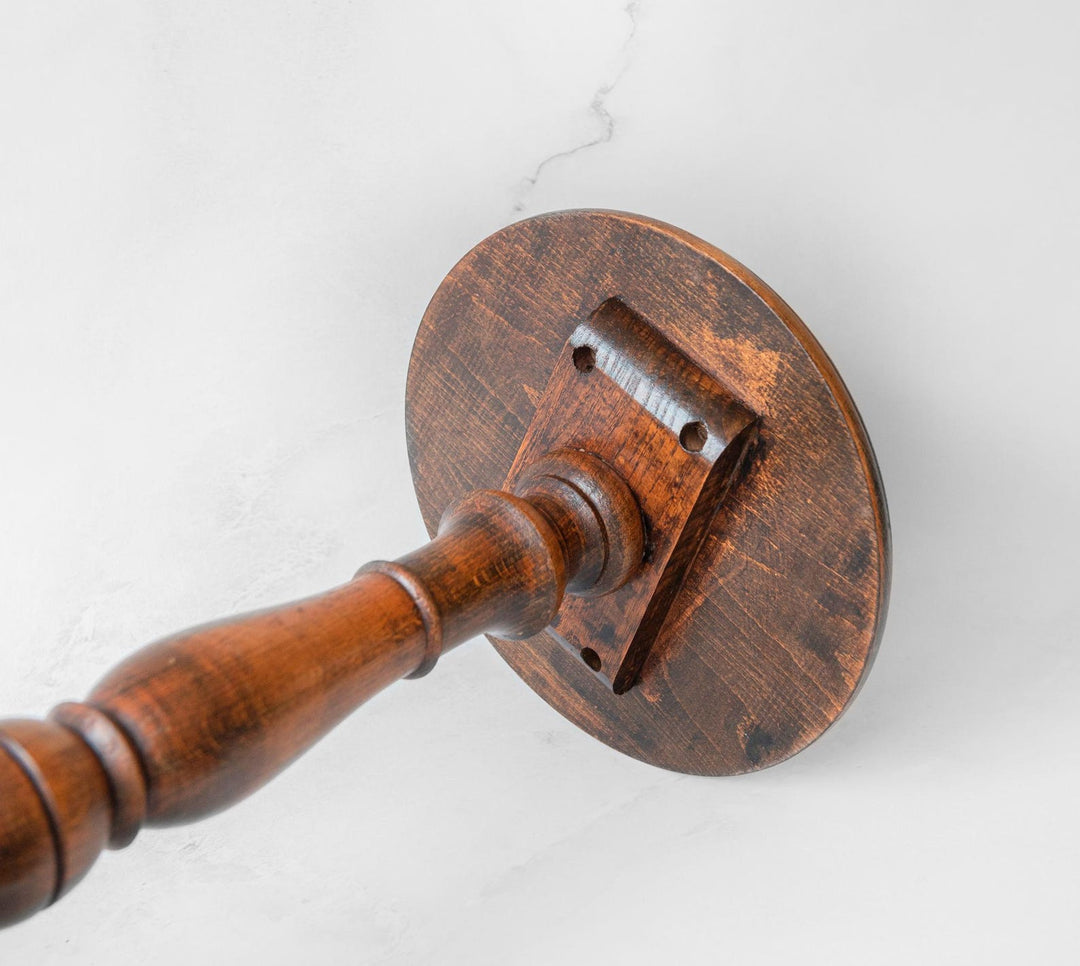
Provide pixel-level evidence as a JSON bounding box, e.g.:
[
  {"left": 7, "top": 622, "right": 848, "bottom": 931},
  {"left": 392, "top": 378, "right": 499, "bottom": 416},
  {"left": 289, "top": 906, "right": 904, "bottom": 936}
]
[{"left": 1, "top": 1, "right": 1077, "bottom": 963}]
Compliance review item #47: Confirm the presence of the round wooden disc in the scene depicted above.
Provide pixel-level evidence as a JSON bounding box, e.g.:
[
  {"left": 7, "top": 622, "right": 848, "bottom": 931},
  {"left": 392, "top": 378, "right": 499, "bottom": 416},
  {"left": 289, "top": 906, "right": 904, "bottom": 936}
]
[{"left": 406, "top": 210, "right": 890, "bottom": 775}]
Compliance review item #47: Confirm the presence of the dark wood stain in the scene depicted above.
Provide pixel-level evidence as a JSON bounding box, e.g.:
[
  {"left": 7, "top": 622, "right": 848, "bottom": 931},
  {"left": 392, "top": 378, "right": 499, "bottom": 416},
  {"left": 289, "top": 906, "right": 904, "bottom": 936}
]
[
  {"left": 0, "top": 209, "right": 889, "bottom": 927},
  {"left": 407, "top": 210, "right": 891, "bottom": 777}
]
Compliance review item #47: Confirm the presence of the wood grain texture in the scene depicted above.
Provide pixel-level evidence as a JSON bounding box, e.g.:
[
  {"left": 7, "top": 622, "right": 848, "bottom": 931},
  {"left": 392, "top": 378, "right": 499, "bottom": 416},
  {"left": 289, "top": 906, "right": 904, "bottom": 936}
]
[
  {"left": 0, "top": 749, "right": 55, "bottom": 925},
  {"left": 0, "top": 208, "right": 890, "bottom": 927},
  {"left": 0, "top": 452, "right": 644, "bottom": 926},
  {"left": 505, "top": 297, "right": 759, "bottom": 694},
  {"left": 0, "top": 572, "right": 427, "bottom": 925},
  {"left": 0, "top": 720, "right": 112, "bottom": 925},
  {"left": 406, "top": 209, "right": 891, "bottom": 776}
]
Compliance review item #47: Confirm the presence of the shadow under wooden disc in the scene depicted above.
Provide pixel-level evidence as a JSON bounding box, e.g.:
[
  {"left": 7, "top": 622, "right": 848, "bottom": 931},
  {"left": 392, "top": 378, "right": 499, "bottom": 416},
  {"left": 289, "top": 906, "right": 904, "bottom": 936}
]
[{"left": 406, "top": 210, "right": 890, "bottom": 775}]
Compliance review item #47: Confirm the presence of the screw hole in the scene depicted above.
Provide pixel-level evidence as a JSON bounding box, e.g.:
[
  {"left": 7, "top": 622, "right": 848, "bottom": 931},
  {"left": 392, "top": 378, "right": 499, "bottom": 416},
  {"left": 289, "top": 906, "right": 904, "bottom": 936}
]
[
  {"left": 572, "top": 345, "right": 596, "bottom": 373},
  {"left": 679, "top": 420, "right": 708, "bottom": 453},
  {"left": 580, "top": 647, "right": 602, "bottom": 671}
]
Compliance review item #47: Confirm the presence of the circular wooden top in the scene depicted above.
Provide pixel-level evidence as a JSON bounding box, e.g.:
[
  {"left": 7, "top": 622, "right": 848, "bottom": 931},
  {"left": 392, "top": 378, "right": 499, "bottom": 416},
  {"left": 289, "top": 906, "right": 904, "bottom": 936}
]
[{"left": 406, "top": 210, "right": 890, "bottom": 775}]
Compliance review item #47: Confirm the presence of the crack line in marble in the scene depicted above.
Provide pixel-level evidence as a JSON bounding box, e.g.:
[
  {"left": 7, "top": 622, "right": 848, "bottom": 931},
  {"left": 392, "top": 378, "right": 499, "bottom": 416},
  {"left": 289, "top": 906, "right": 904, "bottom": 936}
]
[{"left": 512, "top": 1, "right": 640, "bottom": 213}]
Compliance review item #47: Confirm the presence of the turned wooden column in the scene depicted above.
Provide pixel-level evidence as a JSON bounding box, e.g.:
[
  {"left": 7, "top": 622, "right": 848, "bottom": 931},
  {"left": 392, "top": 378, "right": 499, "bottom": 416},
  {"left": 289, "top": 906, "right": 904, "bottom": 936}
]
[{"left": 0, "top": 451, "right": 643, "bottom": 926}]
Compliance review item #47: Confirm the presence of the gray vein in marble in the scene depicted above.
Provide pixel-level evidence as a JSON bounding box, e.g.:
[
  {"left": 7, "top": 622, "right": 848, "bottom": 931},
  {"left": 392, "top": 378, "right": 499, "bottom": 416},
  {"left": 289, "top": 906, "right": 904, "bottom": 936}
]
[{"left": 512, "top": 2, "right": 640, "bottom": 213}]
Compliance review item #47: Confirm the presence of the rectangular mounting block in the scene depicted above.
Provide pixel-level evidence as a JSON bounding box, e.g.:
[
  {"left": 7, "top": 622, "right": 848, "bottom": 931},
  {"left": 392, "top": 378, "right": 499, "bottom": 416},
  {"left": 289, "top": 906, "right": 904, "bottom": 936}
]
[{"left": 505, "top": 298, "right": 759, "bottom": 693}]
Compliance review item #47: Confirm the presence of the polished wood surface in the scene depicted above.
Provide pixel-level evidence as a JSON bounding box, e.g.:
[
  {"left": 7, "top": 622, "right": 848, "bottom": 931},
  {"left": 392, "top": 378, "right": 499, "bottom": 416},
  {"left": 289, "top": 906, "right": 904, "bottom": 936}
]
[
  {"left": 407, "top": 209, "right": 891, "bottom": 776},
  {"left": 0, "top": 456, "right": 645, "bottom": 926},
  {"left": 506, "top": 297, "right": 760, "bottom": 694},
  {"left": 0, "top": 209, "right": 889, "bottom": 927}
]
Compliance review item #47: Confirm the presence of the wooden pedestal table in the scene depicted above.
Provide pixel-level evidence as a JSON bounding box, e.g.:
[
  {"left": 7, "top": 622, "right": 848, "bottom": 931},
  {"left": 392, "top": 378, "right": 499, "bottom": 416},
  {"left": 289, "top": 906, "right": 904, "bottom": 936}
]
[{"left": 0, "top": 211, "right": 891, "bottom": 927}]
